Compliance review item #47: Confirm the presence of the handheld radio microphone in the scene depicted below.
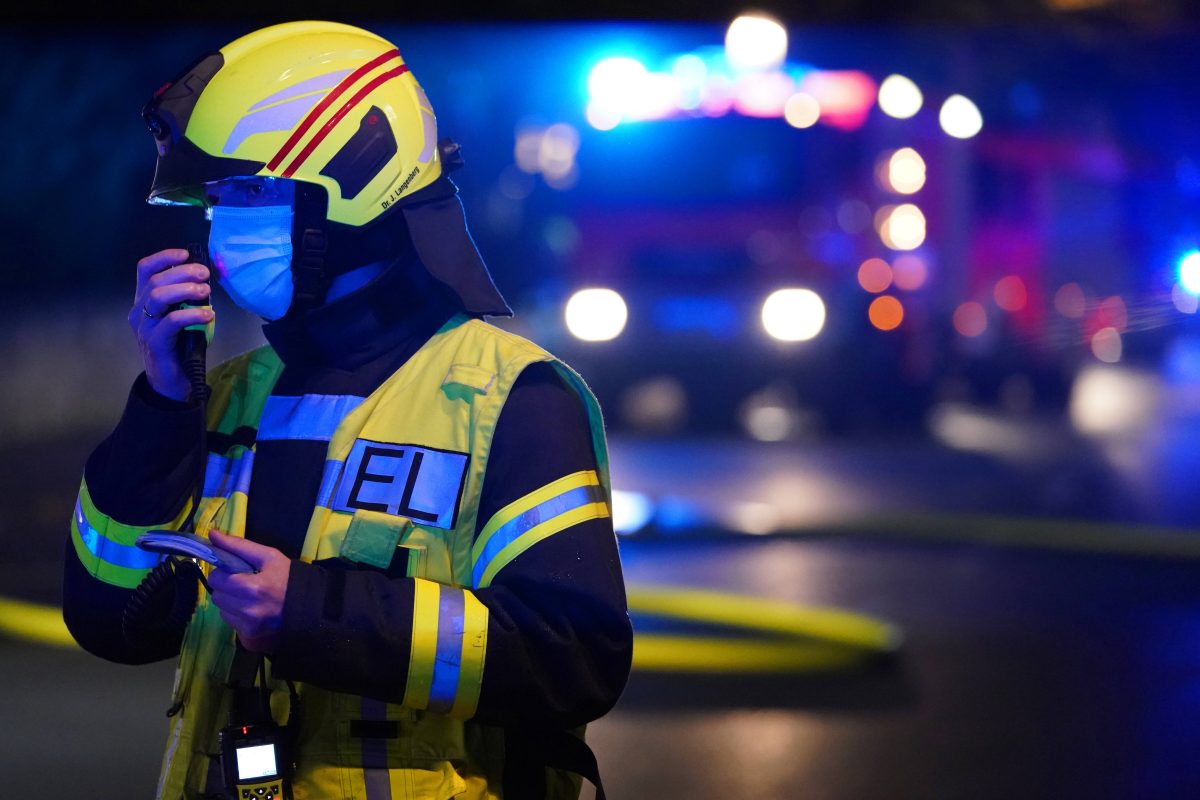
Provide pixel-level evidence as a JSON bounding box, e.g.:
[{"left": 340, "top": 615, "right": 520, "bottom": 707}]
[{"left": 178, "top": 242, "right": 212, "bottom": 405}]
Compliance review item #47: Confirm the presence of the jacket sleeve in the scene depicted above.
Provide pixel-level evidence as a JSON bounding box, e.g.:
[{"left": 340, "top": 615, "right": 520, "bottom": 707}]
[
  {"left": 272, "top": 362, "right": 634, "bottom": 728},
  {"left": 62, "top": 372, "right": 203, "bottom": 664}
]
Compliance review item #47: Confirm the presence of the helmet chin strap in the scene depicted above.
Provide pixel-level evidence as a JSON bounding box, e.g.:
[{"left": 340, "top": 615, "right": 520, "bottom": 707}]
[
  {"left": 286, "top": 181, "right": 423, "bottom": 318},
  {"left": 289, "top": 182, "right": 330, "bottom": 316}
]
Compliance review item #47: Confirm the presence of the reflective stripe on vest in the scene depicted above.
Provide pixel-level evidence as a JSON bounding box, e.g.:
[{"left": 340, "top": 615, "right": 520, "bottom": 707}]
[
  {"left": 315, "top": 457, "right": 346, "bottom": 508},
  {"left": 258, "top": 394, "right": 365, "bottom": 442},
  {"left": 201, "top": 450, "right": 255, "bottom": 499},
  {"left": 156, "top": 319, "right": 611, "bottom": 800},
  {"left": 404, "top": 578, "right": 488, "bottom": 720},
  {"left": 471, "top": 470, "right": 611, "bottom": 589}
]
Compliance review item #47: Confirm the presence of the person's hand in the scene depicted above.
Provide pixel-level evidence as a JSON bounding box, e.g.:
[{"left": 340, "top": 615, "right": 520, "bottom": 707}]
[
  {"left": 207, "top": 531, "right": 291, "bottom": 654},
  {"left": 128, "top": 248, "right": 213, "bottom": 402}
]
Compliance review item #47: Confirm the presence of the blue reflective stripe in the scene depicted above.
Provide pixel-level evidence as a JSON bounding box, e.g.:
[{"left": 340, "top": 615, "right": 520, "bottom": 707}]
[
  {"left": 360, "top": 696, "right": 392, "bottom": 800},
  {"left": 315, "top": 459, "right": 344, "bottom": 508},
  {"left": 257, "top": 394, "right": 364, "bottom": 442},
  {"left": 201, "top": 453, "right": 231, "bottom": 498},
  {"left": 201, "top": 451, "right": 255, "bottom": 498},
  {"left": 427, "top": 588, "right": 465, "bottom": 715},
  {"left": 74, "top": 499, "right": 161, "bottom": 571},
  {"left": 234, "top": 450, "right": 255, "bottom": 495},
  {"left": 471, "top": 485, "right": 605, "bottom": 587}
]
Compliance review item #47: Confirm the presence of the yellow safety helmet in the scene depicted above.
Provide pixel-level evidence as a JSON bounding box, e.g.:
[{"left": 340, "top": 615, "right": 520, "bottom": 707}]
[{"left": 143, "top": 20, "right": 510, "bottom": 316}]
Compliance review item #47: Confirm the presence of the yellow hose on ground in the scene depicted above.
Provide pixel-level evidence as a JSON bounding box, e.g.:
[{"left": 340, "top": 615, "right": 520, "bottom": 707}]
[
  {"left": 0, "top": 586, "right": 905, "bottom": 674},
  {"left": 0, "top": 596, "right": 76, "bottom": 649},
  {"left": 626, "top": 584, "right": 902, "bottom": 673}
]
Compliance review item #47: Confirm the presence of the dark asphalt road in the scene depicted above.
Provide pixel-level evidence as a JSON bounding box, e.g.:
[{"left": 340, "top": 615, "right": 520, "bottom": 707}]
[{"left": 5, "top": 533, "right": 1200, "bottom": 799}]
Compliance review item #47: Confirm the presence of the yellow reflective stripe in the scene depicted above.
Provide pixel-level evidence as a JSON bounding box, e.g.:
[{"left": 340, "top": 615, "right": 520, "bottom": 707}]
[
  {"left": 472, "top": 471, "right": 609, "bottom": 588},
  {"left": 472, "top": 470, "right": 600, "bottom": 562},
  {"left": 476, "top": 500, "right": 610, "bottom": 589},
  {"left": 79, "top": 480, "right": 154, "bottom": 547},
  {"left": 448, "top": 591, "right": 488, "bottom": 720},
  {"left": 404, "top": 578, "right": 440, "bottom": 710},
  {"left": 70, "top": 514, "right": 156, "bottom": 589},
  {"left": 71, "top": 480, "right": 193, "bottom": 589}
]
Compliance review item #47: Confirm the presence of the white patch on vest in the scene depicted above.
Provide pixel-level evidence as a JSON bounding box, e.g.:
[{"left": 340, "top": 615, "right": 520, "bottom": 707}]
[{"left": 331, "top": 439, "right": 468, "bottom": 530}]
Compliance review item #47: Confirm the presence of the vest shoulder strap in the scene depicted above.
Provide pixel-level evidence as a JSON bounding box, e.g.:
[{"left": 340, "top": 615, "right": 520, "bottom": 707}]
[{"left": 204, "top": 345, "right": 284, "bottom": 436}]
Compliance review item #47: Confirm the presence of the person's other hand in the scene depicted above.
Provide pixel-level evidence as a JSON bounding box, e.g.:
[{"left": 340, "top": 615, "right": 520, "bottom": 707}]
[
  {"left": 207, "top": 531, "right": 290, "bottom": 654},
  {"left": 128, "top": 248, "right": 213, "bottom": 402}
]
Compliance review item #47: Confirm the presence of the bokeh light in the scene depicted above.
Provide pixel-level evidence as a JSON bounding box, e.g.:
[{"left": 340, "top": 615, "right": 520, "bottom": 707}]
[
  {"left": 837, "top": 198, "right": 872, "bottom": 233},
  {"left": 939, "top": 94, "right": 984, "bottom": 139},
  {"left": 761, "top": 288, "right": 826, "bottom": 341},
  {"left": 538, "top": 123, "right": 580, "bottom": 180},
  {"left": 725, "top": 13, "right": 788, "bottom": 72},
  {"left": 1054, "top": 283, "right": 1086, "bottom": 319},
  {"left": 1173, "top": 282, "right": 1199, "bottom": 314},
  {"left": 611, "top": 490, "right": 654, "bottom": 535},
  {"left": 671, "top": 53, "right": 708, "bottom": 110},
  {"left": 588, "top": 57, "right": 647, "bottom": 103},
  {"left": 878, "top": 203, "right": 927, "bottom": 250},
  {"left": 1091, "top": 327, "right": 1123, "bottom": 363},
  {"left": 1097, "top": 295, "right": 1128, "bottom": 332},
  {"left": 954, "top": 301, "right": 988, "bottom": 337},
  {"left": 1178, "top": 250, "right": 1200, "bottom": 294},
  {"left": 886, "top": 148, "right": 927, "bottom": 194},
  {"left": 565, "top": 288, "right": 628, "bottom": 341},
  {"left": 892, "top": 253, "right": 929, "bottom": 290},
  {"left": 514, "top": 127, "right": 543, "bottom": 173},
  {"left": 798, "top": 70, "right": 877, "bottom": 131},
  {"left": 868, "top": 295, "right": 904, "bottom": 330},
  {"left": 585, "top": 102, "right": 622, "bottom": 131},
  {"left": 877, "top": 74, "right": 923, "bottom": 119},
  {"left": 783, "top": 92, "right": 821, "bottom": 128},
  {"left": 857, "top": 258, "right": 893, "bottom": 293},
  {"left": 994, "top": 275, "right": 1028, "bottom": 312},
  {"left": 620, "top": 376, "right": 688, "bottom": 433},
  {"left": 734, "top": 71, "right": 796, "bottom": 117}
]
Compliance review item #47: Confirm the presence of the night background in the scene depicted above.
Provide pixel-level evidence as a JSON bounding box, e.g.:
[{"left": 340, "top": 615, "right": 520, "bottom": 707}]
[{"left": 3, "top": 1, "right": 1200, "bottom": 797}]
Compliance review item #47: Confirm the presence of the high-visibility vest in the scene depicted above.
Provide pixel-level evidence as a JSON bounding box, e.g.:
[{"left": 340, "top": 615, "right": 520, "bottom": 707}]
[{"left": 77, "top": 314, "right": 612, "bottom": 799}]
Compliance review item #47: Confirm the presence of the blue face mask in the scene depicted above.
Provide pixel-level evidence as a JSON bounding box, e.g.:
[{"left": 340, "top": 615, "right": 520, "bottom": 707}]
[{"left": 208, "top": 204, "right": 294, "bottom": 321}]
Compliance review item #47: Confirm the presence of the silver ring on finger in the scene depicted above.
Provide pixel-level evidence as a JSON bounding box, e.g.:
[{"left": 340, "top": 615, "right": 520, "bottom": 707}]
[{"left": 143, "top": 303, "right": 157, "bottom": 319}]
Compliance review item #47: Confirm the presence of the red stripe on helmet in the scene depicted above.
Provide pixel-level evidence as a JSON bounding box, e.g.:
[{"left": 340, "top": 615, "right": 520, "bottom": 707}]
[
  {"left": 266, "top": 48, "right": 401, "bottom": 173},
  {"left": 281, "top": 64, "right": 410, "bottom": 179}
]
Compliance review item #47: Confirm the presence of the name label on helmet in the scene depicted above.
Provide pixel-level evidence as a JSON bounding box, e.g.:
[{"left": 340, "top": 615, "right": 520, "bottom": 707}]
[
  {"left": 332, "top": 438, "right": 468, "bottom": 529},
  {"left": 380, "top": 166, "right": 421, "bottom": 211}
]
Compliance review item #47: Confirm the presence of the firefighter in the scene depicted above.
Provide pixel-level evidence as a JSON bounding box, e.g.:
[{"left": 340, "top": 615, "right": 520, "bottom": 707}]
[{"left": 62, "top": 20, "right": 632, "bottom": 799}]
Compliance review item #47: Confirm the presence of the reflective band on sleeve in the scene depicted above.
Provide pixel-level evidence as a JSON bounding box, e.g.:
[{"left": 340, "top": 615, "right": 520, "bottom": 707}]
[
  {"left": 404, "top": 580, "right": 488, "bottom": 719},
  {"left": 404, "top": 579, "right": 440, "bottom": 710},
  {"left": 427, "top": 588, "right": 465, "bottom": 715},
  {"left": 68, "top": 481, "right": 186, "bottom": 589},
  {"left": 471, "top": 471, "right": 610, "bottom": 589},
  {"left": 449, "top": 591, "right": 488, "bottom": 720},
  {"left": 257, "top": 394, "right": 364, "bottom": 442},
  {"left": 73, "top": 498, "right": 162, "bottom": 570}
]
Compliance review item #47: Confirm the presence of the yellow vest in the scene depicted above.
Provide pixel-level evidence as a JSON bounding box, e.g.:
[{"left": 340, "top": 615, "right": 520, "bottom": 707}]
[{"left": 155, "top": 314, "right": 611, "bottom": 800}]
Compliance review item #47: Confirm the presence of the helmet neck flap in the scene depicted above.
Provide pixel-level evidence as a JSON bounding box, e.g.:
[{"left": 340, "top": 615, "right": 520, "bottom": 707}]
[{"left": 143, "top": 22, "right": 512, "bottom": 321}]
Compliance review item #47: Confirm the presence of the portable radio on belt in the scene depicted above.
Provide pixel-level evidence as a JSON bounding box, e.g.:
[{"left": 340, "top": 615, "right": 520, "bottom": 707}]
[
  {"left": 218, "top": 644, "right": 295, "bottom": 800},
  {"left": 219, "top": 719, "right": 289, "bottom": 800}
]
